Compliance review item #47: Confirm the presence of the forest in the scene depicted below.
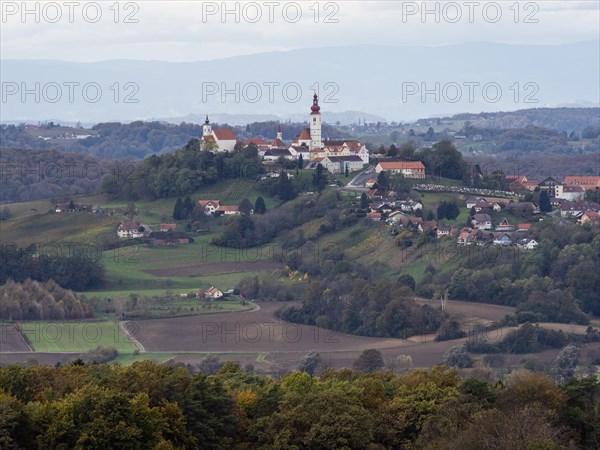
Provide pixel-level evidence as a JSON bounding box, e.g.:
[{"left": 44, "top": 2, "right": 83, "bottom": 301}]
[
  {"left": 0, "top": 279, "right": 93, "bottom": 321},
  {"left": 0, "top": 148, "right": 115, "bottom": 203},
  {"left": 0, "top": 362, "right": 597, "bottom": 449},
  {"left": 0, "top": 246, "right": 105, "bottom": 291}
]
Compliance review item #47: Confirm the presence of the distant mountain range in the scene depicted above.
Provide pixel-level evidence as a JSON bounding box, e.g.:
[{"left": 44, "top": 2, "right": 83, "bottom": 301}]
[{"left": 1, "top": 41, "right": 599, "bottom": 124}]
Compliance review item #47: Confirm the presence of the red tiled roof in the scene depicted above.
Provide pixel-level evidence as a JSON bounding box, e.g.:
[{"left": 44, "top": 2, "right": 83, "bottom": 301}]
[
  {"left": 198, "top": 200, "right": 221, "bottom": 208},
  {"left": 245, "top": 136, "right": 269, "bottom": 145},
  {"left": 293, "top": 128, "right": 310, "bottom": 143},
  {"left": 217, "top": 205, "right": 239, "bottom": 212},
  {"left": 213, "top": 129, "right": 237, "bottom": 141}
]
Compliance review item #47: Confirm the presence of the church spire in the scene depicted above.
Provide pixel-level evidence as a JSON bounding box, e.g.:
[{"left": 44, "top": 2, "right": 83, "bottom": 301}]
[
  {"left": 310, "top": 93, "right": 320, "bottom": 114},
  {"left": 205, "top": 115, "right": 210, "bottom": 124}
]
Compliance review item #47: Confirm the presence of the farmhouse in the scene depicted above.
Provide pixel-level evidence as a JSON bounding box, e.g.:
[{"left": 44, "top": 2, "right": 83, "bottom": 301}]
[
  {"left": 216, "top": 205, "right": 241, "bottom": 216},
  {"left": 117, "top": 221, "right": 145, "bottom": 239},
  {"left": 160, "top": 223, "right": 177, "bottom": 232},
  {"left": 374, "top": 161, "right": 426, "bottom": 179},
  {"left": 198, "top": 200, "right": 221, "bottom": 216},
  {"left": 203, "top": 287, "right": 224, "bottom": 299}
]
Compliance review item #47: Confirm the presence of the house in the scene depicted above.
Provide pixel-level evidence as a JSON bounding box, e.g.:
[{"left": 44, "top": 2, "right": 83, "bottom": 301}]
[
  {"left": 563, "top": 176, "right": 600, "bottom": 191},
  {"left": 473, "top": 202, "right": 492, "bottom": 213},
  {"left": 365, "top": 178, "right": 377, "bottom": 188},
  {"left": 471, "top": 213, "right": 493, "bottom": 230},
  {"left": 491, "top": 202, "right": 503, "bottom": 212},
  {"left": 366, "top": 212, "right": 382, "bottom": 221},
  {"left": 374, "top": 161, "right": 426, "bottom": 179},
  {"left": 560, "top": 201, "right": 595, "bottom": 218},
  {"left": 201, "top": 116, "right": 238, "bottom": 152},
  {"left": 577, "top": 211, "right": 600, "bottom": 225},
  {"left": 203, "top": 287, "right": 224, "bottom": 300},
  {"left": 160, "top": 223, "right": 177, "bottom": 232},
  {"left": 321, "top": 139, "right": 370, "bottom": 163},
  {"left": 117, "top": 221, "right": 145, "bottom": 239},
  {"left": 556, "top": 185, "right": 585, "bottom": 201},
  {"left": 538, "top": 177, "right": 563, "bottom": 198},
  {"left": 436, "top": 225, "right": 451, "bottom": 238},
  {"left": 516, "top": 223, "right": 531, "bottom": 232},
  {"left": 465, "top": 197, "right": 486, "bottom": 209},
  {"left": 495, "top": 217, "right": 514, "bottom": 232},
  {"left": 493, "top": 233, "right": 513, "bottom": 246},
  {"left": 523, "top": 180, "right": 540, "bottom": 191},
  {"left": 457, "top": 230, "right": 475, "bottom": 246},
  {"left": 509, "top": 202, "right": 541, "bottom": 215},
  {"left": 398, "top": 200, "right": 423, "bottom": 212},
  {"left": 216, "top": 205, "right": 241, "bottom": 216},
  {"left": 320, "top": 155, "right": 365, "bottom": 174},
  {"left": 505, "top": 175, "right": 528, "bottom": 184},
  {"left": 148, "top": 231, "right": 193, "bottom": 245},
  {"left": 198, "top": 200, "right": 221, "bottom": 215},
  {"left": 516, "top": 238, "right": 538, "bottom": 250}
]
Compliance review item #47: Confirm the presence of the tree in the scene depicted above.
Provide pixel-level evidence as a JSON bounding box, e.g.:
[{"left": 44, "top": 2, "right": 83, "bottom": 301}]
[
  {"left": 298, "top": 153, "right": 304, "bottom": 170},
  {"left": 277, "top": 171, "right": 297, "bottom": 201},
  {"left": 376, "top": 171, "right": 390, "bottom": 190},
  {"left": 397, "top": 274, "right": 416, "bottom": 291},
  {"left": 298, "top": 351, "right": 321, "bottom": 375},
  {"left": 539, "top": 191, "right": 552, "bottom": 213},
  {"left": 173, "top": 198, "right": 183, "bottom": 220},
  {"left": 254, "top": 196, "right": 266, "bottom": 214},
  {"left": 387, "top": 144, "right": 398, "bottom": 157},
  {"left": 442, "top": 344, "right": 473, "bottom": 368},
  {"left": 313, "top": 164, "right": 327, "bottom": 193},
  {"left": 125, "top": 202, "right": 137, "bottom": 221},
  {"left": 239, "top": 198, "right": 253, "bottom": 215},
  {"left": 353, "top": 349, "right": 384, "bottom": 373},
  {"left": 553, "top": 345, "right": 580, "bottom": 383},
  {"left": 360, "top": 192, "right": 368, "bottom": 209}
]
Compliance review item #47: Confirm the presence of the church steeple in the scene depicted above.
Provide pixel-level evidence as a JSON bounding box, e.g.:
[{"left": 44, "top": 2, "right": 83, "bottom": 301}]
[
  {"left": 310, "top": 93, "right": 321, "bottom": 114},
  {"left": 277, "top": 124, "right": 282, "bottom": 141},
  {"left": 309, "top": 93, "right": 322, "bottom": 150},
  {"left": 203, "top": 115, "right": 212, "bottom": 137}
]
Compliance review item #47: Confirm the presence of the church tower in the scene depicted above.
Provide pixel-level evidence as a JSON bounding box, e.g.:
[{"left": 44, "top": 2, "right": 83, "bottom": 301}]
[
  {"left": 203, "top": 115, "right": 212, "bottom": 137},
  {"left": 309, "top": 93, "right": 322, "bottom": 150},
  {"left": 277, "top": 124, "right": 283, "bottom": 141}
]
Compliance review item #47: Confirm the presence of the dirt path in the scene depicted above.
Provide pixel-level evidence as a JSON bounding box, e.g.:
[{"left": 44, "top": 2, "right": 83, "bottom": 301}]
[{"left": 119, "top": 321, "right": 146, "bottom": 353}]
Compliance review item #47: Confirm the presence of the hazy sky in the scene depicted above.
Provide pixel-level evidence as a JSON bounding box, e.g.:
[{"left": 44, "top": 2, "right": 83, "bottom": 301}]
[{"left": 1, "top": 1, "right": 599, "bottom": 62}]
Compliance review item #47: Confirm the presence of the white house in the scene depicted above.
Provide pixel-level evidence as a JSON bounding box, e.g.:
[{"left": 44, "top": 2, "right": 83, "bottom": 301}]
[
  {"left": 198, "top": 200, "right": 221, "bottom": 216},
  {"left": 516, "top": 238, "right": 538, "bottom": 250},
  {"left": 319, "top": 155, "right": 365, "bottom": 174},
  {"left": 471, "top": 213, "right": 493, "bottom": 230},
  {"left": 117, "top": 221, "right": 145, "bottom": 239},
  {"left": 203, "top": 287, "right": 224, "bottom": 299}
]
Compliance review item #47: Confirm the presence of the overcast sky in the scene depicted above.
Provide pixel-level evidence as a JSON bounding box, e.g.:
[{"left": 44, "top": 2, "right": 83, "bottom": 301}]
[{"left": 1, "top": 1, "right": 599, "bottom": 62}]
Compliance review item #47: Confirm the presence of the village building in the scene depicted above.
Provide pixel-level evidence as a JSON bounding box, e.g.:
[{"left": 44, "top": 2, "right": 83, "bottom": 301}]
[
  {"left": 471, "top": 213, "right": 493, "bottom": 230},
  {"left": 203, "top": 287, "right": 224, "bottom": 300},
  {"left": 374, "top": 161, "right": 426, "bottom": 179},
  {"left": 563, "top": 176, "right": 600, "bottom": 191},
  {"left": 198, "top": 200, "right": 221, "bottom": 216}
]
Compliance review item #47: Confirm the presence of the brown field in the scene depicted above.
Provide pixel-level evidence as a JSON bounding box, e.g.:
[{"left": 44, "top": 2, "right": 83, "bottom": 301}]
[
  {"left": 143, "top": 260, "right": 281, "bottom": 277},
  {"left": 0, "top": 323, "right": 33, "bottom": 352}
]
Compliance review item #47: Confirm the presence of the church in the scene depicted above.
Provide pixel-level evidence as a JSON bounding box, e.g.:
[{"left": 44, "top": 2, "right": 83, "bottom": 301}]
[
  {"left": 202, "top": 94, "right": 370, "bottom": 174},
  {"left": 200, "top": 116, "right": 238, "bottom": 152}
]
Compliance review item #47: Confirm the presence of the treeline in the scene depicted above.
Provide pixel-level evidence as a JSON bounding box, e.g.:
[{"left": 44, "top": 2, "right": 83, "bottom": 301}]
[
  {"left": 0, "top": 246, "right": 105, "bottom": 291},
  {"left": 419, "top": 222, "right": 600, "bottom": 320},
  {"left": 278, "top": 280, "right": 447, "bottom": 338},
  {"left": 0, "top": 148, "right": 116, "bottom": 203},
  {"left": 0, "top": 362, "right": 597, "bottom": 449},
  {"left": 100, "top": 139, "right": 263, "bottom": 199},
  {"left": 0, "top": 121, "right": 204, "bottom": 159},
  {"left": 0, "top": 279, "right": 93, "bottom": 320}
]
